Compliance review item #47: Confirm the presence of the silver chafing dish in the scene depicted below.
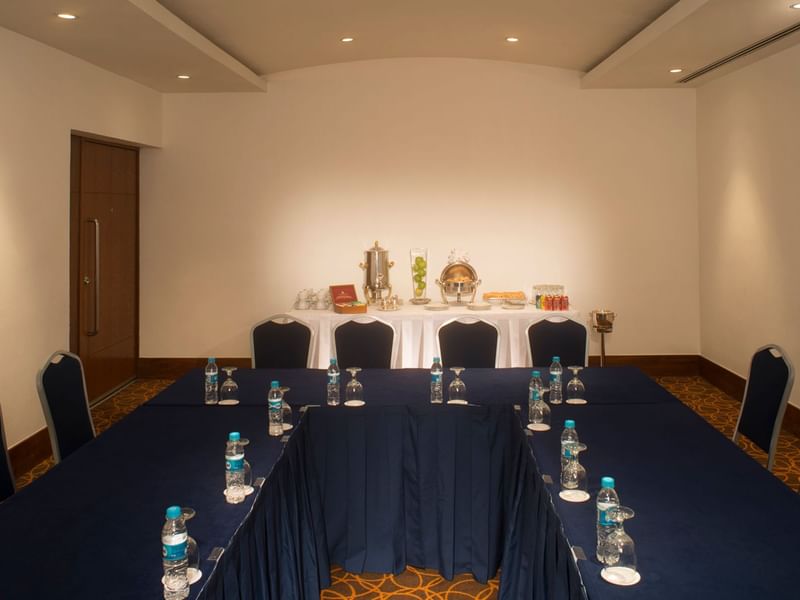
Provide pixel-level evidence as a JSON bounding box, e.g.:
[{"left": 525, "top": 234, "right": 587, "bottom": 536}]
[
  {"left": 359, "top": 240, "right": 394, "bottom": 305},
  {"left": 436, "top": 257, "right": 481, "bottom": 305}
]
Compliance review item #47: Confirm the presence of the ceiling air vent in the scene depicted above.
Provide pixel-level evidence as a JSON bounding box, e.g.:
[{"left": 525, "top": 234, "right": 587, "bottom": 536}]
[{"left": 678, "top": 21, "right": 800, "bottom": 83}]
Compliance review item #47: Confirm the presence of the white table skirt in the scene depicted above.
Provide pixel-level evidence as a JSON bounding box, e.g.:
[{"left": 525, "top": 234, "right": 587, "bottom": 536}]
[{"left": 286, "top": 306, "right": 581, "bottom": 369}]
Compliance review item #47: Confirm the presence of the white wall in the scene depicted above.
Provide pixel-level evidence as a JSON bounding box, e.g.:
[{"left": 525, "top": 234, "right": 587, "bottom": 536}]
[
  {"left": 0, "top": 27, "right": 161, "bottom": 446},
  {"left": 698, "top": 44, "right": 800, "bottom": 409},
  {"left": 141, "top": 58, "right": 699, "bottom": 359}
]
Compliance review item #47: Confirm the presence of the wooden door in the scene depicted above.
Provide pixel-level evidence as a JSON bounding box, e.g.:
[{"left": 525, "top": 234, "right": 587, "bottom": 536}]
[{"left": 70, "top": 137, "right": 138, "bottom": 403}]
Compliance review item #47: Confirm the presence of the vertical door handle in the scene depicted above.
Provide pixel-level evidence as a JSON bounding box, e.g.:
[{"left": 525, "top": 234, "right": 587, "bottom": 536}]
[{"left": 86, "top": 218, "right": 100, "bottom": 336}]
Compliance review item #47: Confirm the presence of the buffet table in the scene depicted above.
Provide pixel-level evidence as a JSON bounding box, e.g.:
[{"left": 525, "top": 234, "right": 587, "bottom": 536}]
[
  {"left": 4, "top": 368, "right": 800, "bottom": 600},
  {"left": 287, "top": 305, "right": 581, "bottom": 368}
]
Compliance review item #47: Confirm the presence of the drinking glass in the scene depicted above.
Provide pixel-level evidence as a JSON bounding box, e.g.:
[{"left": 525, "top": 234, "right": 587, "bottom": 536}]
[
  {"left": 601, "top": 506, "right": 640, "bottom": 586},
  {"left": 558, "top": 442, "right": 589, "bottom": 502},
  {"left": 219, "top": 367, "right": 239, "bottom": 405},
  {"left": 528, "top": 393, "right": 551, "bottom": 431},
  {"left": 281, "top": 386, "right": 293, "bottom": 430},
  {"left": 345, "top": 368, "right": 364, "bottom": 406},
  {"left": 409, "top": 248, "right": 429, "bottom": 304},
  {"left": 448, "top": 367, "right": 467, "bottom": 404},
  {"left": 186, "top": 536, "right": 202, "bottom": 584},
  {"left": 566, "top": 366, "right": 587, "bottom": 405}
]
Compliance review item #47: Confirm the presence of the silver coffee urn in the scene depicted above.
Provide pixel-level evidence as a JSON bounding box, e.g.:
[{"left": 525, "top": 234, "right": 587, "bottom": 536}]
[{"left": 359, "top": 241, "right": 394, "bottom": 305}]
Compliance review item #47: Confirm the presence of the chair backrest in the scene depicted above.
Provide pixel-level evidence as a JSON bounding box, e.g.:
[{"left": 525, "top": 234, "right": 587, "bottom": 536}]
[
  {"left": 527, "top": 316, "right": 588, "bottom": 368},
  {"left": 333, "top": 318, "right": 397, "bottom": 369},
  {"left": 733, "top": 345, "right": 795, "bottom": 471},
  {"left": 437, "top": 317, "right": 500, "bottom": 368},
  {"left": 0, "top": 404, "right": 14, "bottom": 502},
  {"left": 36, "top": 351, "right": 95, "bottom": 464},
  {"left": 251, "top": 314, "right": 314, "bottom": 368}
]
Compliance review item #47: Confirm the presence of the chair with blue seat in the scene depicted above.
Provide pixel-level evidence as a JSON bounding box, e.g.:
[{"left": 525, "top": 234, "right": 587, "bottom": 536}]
[
  {"left": 333, "top": 317, "right": 397, "bottom": 369},
  {"left": 527, "top": 316, "right": 588, "bottom": 368},
  {"left": 437, "top": 317, "right": 500, "bottom": 368},
  {"left": 733, "top": 345, "right": 795, "bottom": 472},
  {"left": 0, "top": 404, "right": 14, "bottom": 502},
  {"left": 36, "top": 351, "right": 96, "bottom": 464},
  {"left": 251, "top": 314, "right": 315, "bottom": 368}
]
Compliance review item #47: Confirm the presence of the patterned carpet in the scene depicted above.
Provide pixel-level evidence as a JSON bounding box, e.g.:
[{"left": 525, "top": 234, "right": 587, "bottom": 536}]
[{"left": 14, "top": 374, "right": 800, "bottom": 598}]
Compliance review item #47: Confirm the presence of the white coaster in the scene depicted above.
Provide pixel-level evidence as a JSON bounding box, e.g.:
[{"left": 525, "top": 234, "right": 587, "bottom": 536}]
[
  {"left": 601, "top": 567, "right": 641, "bottom": 586},
  {"left": 447, "top": 400, "right": 468, "bottom": 405},
  {"left": 218, "top": 399, "right": 239, "bottom": 406},
  {"left": 527, "top": 423, "right": 551, "bottom": 431},
  {"left": 222, "top": 488, "right": 246, "bottom": 502},
  {"left": 344, "top": 400, "right": 365, "bottom": 407},
  {"left": 559, "top": 490, "right": 590, "bottom": 503},
  {"left": 566, "top": 399, "right": 587, "bottom": 405},
  {"left": 243, "top": 485, "right": 254, "bottom": 496},
  {"left": 282, "top": 422, "right": 293, "bottom": 431}
]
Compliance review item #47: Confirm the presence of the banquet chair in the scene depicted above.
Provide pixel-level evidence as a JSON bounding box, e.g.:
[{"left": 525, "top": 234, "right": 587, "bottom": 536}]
[
  {"left": 733, "top": 345, "right": 795, "bottom": 472},
  {"left": 36, "top": 351, "right": 96, "bottom": 464},
  {"left": 437, "top": 317, "right": 500, "bottom": 368},
  {"left": 0, "top": 405, "right": 14, "bottom": 502},
  {"left": 527, "top": 316, "right": 588, "bottom": 368},
  {"left": 251, "top": 314, "right": 314, "bottom": 368},
  {"left": 333, "top": 317, "right": 397, "bottom": 369}
]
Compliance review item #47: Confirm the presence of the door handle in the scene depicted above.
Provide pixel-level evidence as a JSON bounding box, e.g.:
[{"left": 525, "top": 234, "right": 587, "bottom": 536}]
[{"left": 86, "top": 218, "right": 100, "bottom": 336}]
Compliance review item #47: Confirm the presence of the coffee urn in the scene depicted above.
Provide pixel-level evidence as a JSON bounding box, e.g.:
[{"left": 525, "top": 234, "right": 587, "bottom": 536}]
[{"left": 359, "top": 241, "right": 394, "bottom": 305}]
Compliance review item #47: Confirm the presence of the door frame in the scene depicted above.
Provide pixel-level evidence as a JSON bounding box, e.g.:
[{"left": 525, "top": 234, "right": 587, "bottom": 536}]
[{"left": 69, "top": 134, "right": 140, "bottom": 399}]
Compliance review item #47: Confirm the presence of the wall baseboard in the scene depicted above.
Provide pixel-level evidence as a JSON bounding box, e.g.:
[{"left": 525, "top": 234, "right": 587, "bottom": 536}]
[
  {"left": 9, "top": 428, "right": 51, "bottom": 481},
  {"left": 11, "top": 354, "right": 797, "bottom": 480}
]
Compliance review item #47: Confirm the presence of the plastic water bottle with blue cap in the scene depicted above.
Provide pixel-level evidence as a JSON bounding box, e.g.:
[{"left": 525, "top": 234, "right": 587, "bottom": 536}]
[
  {"left": 268, "top": 381, "right": 283, "bottom": 437},
  {"left": 430, "top": 356, "right": 443, "bottom": 403},
  {"left": 596, "top": 476, "right": 621, "bottom": 564},
  {"left": 204, "top": 357, "right": 218, "bottom": 405},
  {"left": 225, "top": 432, "right": 245, "bottom": 504},
  {"left": 326, "top": 358, "right": 340, "bottom": 406},
  {"left": 161, "top": 505, "right": 189, "bottom": 599},
  {"left": 549, "top": 356, "right": 563, "bottom": 404},
  {"left": 560, "top": 419, "right": 579, "bottom": 473}
]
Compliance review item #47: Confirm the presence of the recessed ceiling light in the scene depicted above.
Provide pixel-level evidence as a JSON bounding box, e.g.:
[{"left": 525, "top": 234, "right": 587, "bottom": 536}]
[
  {"left": 57, "top": 13, "right": 78, "bottom": 20},
  {"left": 669, "top": 68, "right": 683, "bottom": 73},
  {"left": 177, "top": 74, "right": 191, "bottom": 80},
  {"left": 341, "top": 37, "right": 354, "bottom": 43},
  {"left": 506, "top": 37, "right": 519, "bottom": 43}
]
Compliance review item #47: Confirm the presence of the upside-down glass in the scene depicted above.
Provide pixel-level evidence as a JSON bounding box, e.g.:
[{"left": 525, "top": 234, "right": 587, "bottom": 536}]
[
  {"left": 601, "top": 506, "right": 640, "bottom": 586},
  {"left": 219, "top": 367, "right": 239, "bottom": 405},
  {"left": 448, "top": 367, "right": 467, "bottom": 404},
  {"left": 281, "top": 386, "right": 293, "bottom": 430},
  {"left": 345, "top": 367, "right": 364, "bottom": 406},
  {"left": 566, "top": 366, "right": 586, "bottom": 405},
  {"left": 528, "top": 390, "right": 551, "bottom": 431},
  {"left": 559, "top": 442, "right": 589, "bottom": 502}
]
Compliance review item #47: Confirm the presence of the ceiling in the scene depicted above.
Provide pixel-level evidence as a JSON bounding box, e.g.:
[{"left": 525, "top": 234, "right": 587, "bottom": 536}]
[{"left": 0, "top": 0, "right": 798, "bottom": 92}]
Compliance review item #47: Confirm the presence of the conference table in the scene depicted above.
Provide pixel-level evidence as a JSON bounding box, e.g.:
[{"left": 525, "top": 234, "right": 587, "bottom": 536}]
[{"left": 2, "top": 367, "right": 800, "bottom": 599}]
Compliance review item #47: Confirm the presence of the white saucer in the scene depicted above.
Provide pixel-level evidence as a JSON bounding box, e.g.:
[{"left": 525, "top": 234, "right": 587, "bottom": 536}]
[
  {"left": 566, "top": 399, "right": 587, "bottom": 405},
  {"left": 344, "top": 400, "right": 365, "bottom": 407},
  {"left": 223, "top": 485, "right": 254, "bottom": 499},
  {"left": 527, "top": 423, "right": 551, "bottom": 431},
  {"left": 218, "top": 399, "right": 239, "bottom": 406},
  {"left": 447, "top": 400, "right": 468, "bottom": 405},
  {"left": 424, "top": 303, "right": 450, "bottom": 311},
  {"left": 559, "top": 489, "right": 590, "bottom": 503},
  {"left": 601, "top": 567, "right": 641, "bottom": 586},
  {"left": 467, "top": 303, "right": 491, "bottom": 311}
]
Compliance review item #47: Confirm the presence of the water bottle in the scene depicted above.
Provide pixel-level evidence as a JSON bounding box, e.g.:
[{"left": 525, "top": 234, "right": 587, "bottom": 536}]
[
  {"left": 161, "top": 505, "right": 189, "bottom": 600},
  {"left": 204, "top": 357, "right": 218, "bottom": 405},
  {"left": 326, "top": 358, "right": 340, "bottom": 406},
  {"left": 560, "top": 419, "right": 579, "bottom": 473},
  {"left": 596, "top": 476, "right": 620, "bottom": 564},
  {"left": 528, "top": 370, "right": 543, "bottom": 401},
  {"left": 268, "top": 381, "right": 283, "bottom": 437},
  {"left": 549, "top": 356, "right": 563, "bottom": 404},
  {"left": 225, "top": 431, "right": 245, "bottom": 504},
  {"left": 430, "top": 356, "right": 444, "bottom": 403}
]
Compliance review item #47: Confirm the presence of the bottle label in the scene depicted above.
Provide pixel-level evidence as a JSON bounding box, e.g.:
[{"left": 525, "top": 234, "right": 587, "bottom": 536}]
[
  {"left": 226, "top": 454, "right": 244, "bottom": 472},
  {"left": 208, "top": 374, "right": 218, "bottom": 385},
  {"left": 163, "top": 532, "right": 188, "bottom": 560},
  {"left": 597, "top": 502, "right": 616, "bottom": 527},
  {"left": 328, "top": 373, "right": 339, "bottom": 385},
  {"left": 431, "top": 373, "right": 441, "bottom": 384},
  {"left": 268, "top": 399, "right": 281, "bottom": 410}
]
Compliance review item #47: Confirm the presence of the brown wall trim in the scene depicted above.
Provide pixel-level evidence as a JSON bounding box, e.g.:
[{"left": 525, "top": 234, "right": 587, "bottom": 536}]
[
  {"left": 9, "top": 428, "right": 51, "bottom": 480},
  {"left": 138, "top": 357, "right": 251, "bottom": 379},
  {"left": 588, "top": 354, "right": 700, "bottom": 377}
]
